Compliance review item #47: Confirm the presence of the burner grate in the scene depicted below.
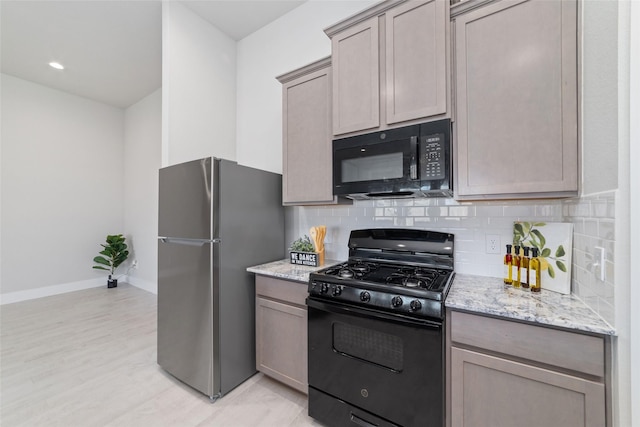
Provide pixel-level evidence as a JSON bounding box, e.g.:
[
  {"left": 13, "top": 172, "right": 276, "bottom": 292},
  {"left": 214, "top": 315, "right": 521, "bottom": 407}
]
[{"left": 321, "top": 261, "right": 451, "bottom": 295}]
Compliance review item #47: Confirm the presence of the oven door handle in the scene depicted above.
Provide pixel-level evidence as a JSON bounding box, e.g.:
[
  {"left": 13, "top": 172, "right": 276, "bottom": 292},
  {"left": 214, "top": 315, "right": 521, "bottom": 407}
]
[{"left": 306, "top": 297, "right": 441, "bottom": 329}]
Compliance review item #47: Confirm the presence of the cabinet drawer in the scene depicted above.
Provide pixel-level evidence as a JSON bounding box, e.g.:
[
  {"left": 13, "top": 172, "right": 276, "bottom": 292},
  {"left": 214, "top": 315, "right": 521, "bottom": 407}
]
[
  {"left": 256, "top": 275, "right": 308, "bottom": 307},
  {"left": 450, "top": 311, "right": 605, "bottom": 377}
]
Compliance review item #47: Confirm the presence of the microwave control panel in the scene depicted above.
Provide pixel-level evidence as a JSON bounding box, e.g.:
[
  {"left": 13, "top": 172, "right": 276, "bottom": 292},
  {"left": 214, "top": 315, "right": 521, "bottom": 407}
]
[{"left": 420, "top": 133, "right": 446, "bottom": 180}]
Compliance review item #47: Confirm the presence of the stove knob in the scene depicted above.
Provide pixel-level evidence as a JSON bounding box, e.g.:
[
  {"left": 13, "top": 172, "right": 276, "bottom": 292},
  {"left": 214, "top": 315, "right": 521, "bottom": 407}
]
[
  {"left": 332, "top": 286, "right": 342, "bottom": 296},
  {"left": 391, "top": 296, "right": 403, "bottom": 308},
  {"left": 320, "top": 283, "right": 329, "bottom": 294},
  {"left": 410, "top": 300, "right": 422, "bottom": 311},
  {"left": 360, "top": 291, "right": 371, "bottom": 302}
]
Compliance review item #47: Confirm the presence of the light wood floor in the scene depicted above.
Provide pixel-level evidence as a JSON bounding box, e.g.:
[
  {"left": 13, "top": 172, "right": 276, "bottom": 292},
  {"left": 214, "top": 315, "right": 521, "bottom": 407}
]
[{"left": 0, "top": 284, "right": 321, "bottom": 426}]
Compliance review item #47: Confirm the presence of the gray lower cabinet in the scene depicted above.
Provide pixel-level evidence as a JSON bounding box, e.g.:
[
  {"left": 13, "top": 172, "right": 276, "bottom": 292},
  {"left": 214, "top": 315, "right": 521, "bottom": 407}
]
[
  {"left": 452, "top": 0, "right": 578, "bottom": 199},
  {"left": 277, "top": 57, "right": 337, "bottom": 205},
  {"left": 447, "top": 309, "right": 609, "bottom": 427},
  {"left": 255, "top": 275, "right": 308, "bottom": 394}
]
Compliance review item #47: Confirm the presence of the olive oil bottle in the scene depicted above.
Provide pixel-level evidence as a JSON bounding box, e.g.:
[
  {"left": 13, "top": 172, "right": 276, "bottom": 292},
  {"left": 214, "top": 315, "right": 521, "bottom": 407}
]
[
  {"left": 512, "top": 245, "right": 521, "bottom": 288},
  {"left": 503, "top": 244, "right": 513, "bottom": 285},
  {"left": 522, "top": 247, "right": 531, "bottom": 289},
  {"left": 530, "top": 247, "right": 541, "bottom": 292}
]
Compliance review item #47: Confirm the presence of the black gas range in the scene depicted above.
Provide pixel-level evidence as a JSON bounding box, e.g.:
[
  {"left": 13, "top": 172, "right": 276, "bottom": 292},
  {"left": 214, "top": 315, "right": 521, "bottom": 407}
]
[
  {"left": 307, "top": 228, "right": 454, "bottom": 427},
  {"left": 309, "top": 228, "right": 455, "bottom": 320}
]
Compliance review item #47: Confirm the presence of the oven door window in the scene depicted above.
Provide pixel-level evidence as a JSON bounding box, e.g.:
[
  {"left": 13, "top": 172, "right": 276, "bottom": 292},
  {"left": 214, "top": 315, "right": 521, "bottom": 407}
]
[{"left": 333, "top": 322, "right": 403, "bottom": 372}]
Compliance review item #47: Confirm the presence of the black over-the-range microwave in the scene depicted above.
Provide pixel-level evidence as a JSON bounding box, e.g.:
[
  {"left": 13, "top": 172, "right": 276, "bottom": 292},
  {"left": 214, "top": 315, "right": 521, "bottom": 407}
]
[{"left": 332, "top": 119, "right": 453, "bottom": 200}]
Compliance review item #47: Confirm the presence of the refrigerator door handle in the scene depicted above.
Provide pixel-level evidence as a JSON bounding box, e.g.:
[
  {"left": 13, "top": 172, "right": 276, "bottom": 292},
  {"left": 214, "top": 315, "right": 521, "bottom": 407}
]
[{"left": 159, "top": 237, "right": 221, "bottom": 246}]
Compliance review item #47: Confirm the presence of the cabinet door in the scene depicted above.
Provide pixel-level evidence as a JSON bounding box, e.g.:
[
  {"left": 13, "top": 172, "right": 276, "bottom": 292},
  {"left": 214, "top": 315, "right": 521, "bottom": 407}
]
[
  {"left": 450, "top": 347, "right": 605, "bottom": 427},
  {"left": 281, "top": 61, "right": 336, "bottom": 205},
  {"left": 385, "top": 0, "right": 447, "bottom": 125},
  {"left": 332, "top": 16, "right": 380, "bottom": 135},
  {"left": 454, "top": 0, "right": 578, "bottom": 199},
  {"left": 256, "top": 297, "right": 307, "bottom": 394}
]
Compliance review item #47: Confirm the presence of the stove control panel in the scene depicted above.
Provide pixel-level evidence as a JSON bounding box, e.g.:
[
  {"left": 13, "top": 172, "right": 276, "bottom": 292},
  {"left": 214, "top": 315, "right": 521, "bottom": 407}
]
[{"left": 309, "top": 280, "right": 442, "bottom": 319}]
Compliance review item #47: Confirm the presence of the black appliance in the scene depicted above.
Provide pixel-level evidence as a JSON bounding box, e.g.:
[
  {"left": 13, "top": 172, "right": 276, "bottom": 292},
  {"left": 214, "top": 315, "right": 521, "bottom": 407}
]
[
  {"left": 307, "top": 228, "right": 455, "bottom": 427},
  {"left": 332, "top": 119, "right": 452, "bottom": 200}
]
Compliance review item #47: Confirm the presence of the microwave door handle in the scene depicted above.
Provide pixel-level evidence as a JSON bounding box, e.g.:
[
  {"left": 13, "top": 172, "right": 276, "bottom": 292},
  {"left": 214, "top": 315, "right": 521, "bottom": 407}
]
[{"left": 410, "top": 135, "right": 418, "bottom": 180}]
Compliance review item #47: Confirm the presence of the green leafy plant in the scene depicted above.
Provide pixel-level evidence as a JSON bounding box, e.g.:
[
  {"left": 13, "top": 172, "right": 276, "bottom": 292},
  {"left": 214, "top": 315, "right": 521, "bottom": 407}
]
[
  {"left": 93, "top": 234, "right": 129, "bottom": 275},
  {"left": 513, "top": 222, "right": 566, "bottom": 279},
  {"left": 290, "top": 235, "right": 315, "bottom": 253}
]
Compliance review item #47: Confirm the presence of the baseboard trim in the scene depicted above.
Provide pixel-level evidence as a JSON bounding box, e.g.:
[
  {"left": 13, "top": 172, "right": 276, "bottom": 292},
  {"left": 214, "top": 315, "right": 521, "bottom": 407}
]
[
  {"left": 0, "top": 276, "right": 158, "bottom": 305},
  {"left": 125, "top": 276, "right": 157, "bottom": 295},
  {"left": 0, "top": 278, "right": 105, "bottom": 305}
]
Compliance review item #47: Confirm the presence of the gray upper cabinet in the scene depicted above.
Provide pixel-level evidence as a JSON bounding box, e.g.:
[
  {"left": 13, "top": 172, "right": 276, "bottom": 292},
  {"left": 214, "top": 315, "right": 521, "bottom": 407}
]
[
  {"left": 326, "top": 0, "right": 449, "bottom": 137},
  {"left": 385, "top": 0, "right": 448, "bottom": 125},
  {"left": 330, "top": 17, "right": 380, "bottom": 135},
  {"left": 452, "top": 0, "right": 579, "bottom": 199},
  {"left": 278, "top": 57, "right": 339, "bottom": 205}
]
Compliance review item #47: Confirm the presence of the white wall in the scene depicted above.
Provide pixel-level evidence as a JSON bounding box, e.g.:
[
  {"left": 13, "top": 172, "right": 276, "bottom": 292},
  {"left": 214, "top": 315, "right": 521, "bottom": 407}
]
[
  {"left": 628, "top": 2, "right": 639, "bottom": 423},
  {"left": 123, "top": 89, "right": 162, "bottom": 294},
  {"left": 236, "top": 0, "right": 377, "bottom": 173},
  {"left": 162, "top": 1, "right": 237, "bottom": 167},
  {"left": 0, "top": 74, "right": 124, "bottom": 301}
]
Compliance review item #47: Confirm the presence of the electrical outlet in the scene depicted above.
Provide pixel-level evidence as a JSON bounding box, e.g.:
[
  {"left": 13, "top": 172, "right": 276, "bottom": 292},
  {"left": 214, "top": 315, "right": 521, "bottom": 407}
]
[
  {"left": 132, "top": 260, "right": 138, "bottom": 269},
  {"left": 486, "top": 234, "right": 501, "bottom": 254}
]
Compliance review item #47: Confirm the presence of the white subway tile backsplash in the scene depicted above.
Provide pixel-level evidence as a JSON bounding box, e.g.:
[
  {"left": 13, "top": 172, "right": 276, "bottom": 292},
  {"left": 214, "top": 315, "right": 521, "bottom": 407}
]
[
  {"left": 426, "top": 206, "right": 448, "bottom": 217},
  {"left": 503, "top": 205, "right": 538, "bottom": 218},
  {"left": 384, "top": 207, "right": 399, "bottom": 217},
  {"left": 405, "top": 207, "right": 425, "bottom": 217},
  {"left": 535, "top": 204, "right": 562, "bottom": 217},
  {"left": 563, "top": 191, "right": 616, "bottom": 326},
  {"left": 392, "top": 199, "right": 415, "bottom": 207},
  {"left": 286, "top": 191, "right": 616, "bottom": 327},
  {"left": 413, "top": 216, "right": 436, "bottom": 226},
  {"left": 449, "top": 205, "right": 475, "bottom": 216},
  {"left": 598, "top": 219, "right": 615, "bottom": 240},
  {"left": 475, "top": 205, "right": 504, "bottom": 218}
]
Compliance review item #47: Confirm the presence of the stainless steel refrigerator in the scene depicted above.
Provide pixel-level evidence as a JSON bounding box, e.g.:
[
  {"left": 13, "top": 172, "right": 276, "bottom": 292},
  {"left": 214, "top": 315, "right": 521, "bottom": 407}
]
[{"left": 157, "top": 157, "right": 284, "bottom": 400}]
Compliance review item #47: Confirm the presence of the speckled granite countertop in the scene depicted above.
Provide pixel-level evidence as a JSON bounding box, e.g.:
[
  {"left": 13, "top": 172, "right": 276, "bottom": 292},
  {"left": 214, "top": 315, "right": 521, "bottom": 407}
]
[
  {"left": 247, "top": 260, "right": 615, "bottom": 336},
  {"left": 447, "top": 274, "right": 615, "bottom": 336},
  {"left": 247, "top": 259, "right": 341, "bottom": 283}
]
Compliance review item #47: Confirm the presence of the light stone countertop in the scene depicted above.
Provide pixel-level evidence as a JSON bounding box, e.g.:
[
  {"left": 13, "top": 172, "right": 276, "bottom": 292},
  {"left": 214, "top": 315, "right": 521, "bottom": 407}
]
[
  {"left": 447, "top": 274, "right": 616, "bottom": 336},
  {"left": 247, "top": 260, "right": 616, "bottom": 336},
  {"left": 247, "top": 258, "right": 341, "bottom": 283}
]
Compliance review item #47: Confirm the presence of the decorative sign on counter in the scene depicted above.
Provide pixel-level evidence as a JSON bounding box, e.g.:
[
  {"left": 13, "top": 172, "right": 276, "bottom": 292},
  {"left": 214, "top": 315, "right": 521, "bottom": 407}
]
[
  {"left": 290, "top": 251, "right": 319, "bottom": 267},
  {"left": 513, "top": 221, "right": 573, "bottom": 294}
]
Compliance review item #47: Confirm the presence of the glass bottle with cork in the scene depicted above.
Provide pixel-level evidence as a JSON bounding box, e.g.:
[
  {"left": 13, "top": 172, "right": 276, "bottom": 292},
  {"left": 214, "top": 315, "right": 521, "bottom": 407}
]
[
  {"left": 503, "top": 244, "right": 513, "bottom": 285},
  {"left": 512, "top": 245, "right": 522, "bottom": 288},
  {"left": 521, "top": 247, "right": 531, "bottom": 289},
  {"left": 530, "top": 247, "right": 541, "bottom": 292}
]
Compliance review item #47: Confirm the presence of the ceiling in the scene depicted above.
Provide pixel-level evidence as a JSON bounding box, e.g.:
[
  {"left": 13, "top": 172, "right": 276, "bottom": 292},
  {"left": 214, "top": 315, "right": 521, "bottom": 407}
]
[{"left": 0, "top": 1, "right": 306, "bottom": 109}]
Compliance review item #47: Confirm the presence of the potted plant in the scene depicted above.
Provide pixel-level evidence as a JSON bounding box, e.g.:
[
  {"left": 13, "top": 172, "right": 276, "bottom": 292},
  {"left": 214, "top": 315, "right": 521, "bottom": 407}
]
[
  {"left": 289, "top": 235, "right": 319, "bottom": 267},
  {"left": 93, "top": 234, "right": 129, "bottom": 288}
]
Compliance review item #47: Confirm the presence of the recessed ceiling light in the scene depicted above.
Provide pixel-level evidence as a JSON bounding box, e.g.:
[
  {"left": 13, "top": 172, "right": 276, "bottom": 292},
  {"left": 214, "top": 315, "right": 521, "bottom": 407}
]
[{"left": 49, "top": 62, "right": 64, "bottom": 70}]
